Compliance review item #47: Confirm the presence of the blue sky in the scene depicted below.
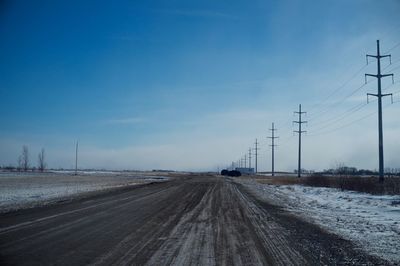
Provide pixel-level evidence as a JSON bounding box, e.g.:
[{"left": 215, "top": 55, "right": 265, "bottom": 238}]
[{"left": 0, "top": 0, "right": 399, "bottom": 171}]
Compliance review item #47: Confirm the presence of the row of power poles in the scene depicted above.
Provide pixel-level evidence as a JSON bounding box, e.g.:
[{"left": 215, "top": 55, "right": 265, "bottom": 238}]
[
  {"left": 267, "top": 104, "right": 307, "bottom": 178},
  {"left": 233, "top": 139, "right": 259, "bottom": 172},
  {"left": 231, "top": 103, "right": 307, "bottom": 178},
  {"left": 229, "top": 41, "right": 393, "bottom": 182}
]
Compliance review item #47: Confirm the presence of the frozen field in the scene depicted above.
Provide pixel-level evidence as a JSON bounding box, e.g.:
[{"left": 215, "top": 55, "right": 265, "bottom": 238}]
[
  {"left": 0, "top": 171, "right": 168, "bottom": 213},
  {"left": 238, "top": 178, "right": 400, "bottom": 264}
]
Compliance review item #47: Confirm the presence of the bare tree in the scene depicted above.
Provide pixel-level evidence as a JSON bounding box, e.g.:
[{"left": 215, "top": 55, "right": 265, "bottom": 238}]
[
  {"left": 38, "top": 148, "right": 46, "bottom": 172},
  {"left": 21, "top": 145, "right": 29, "bottom": 172},
  {"left": 334, "top": 162, "right": 346, "bottom": 176},
  {"left": 17, "top": 155, "right": 23, "bottom": 171}
]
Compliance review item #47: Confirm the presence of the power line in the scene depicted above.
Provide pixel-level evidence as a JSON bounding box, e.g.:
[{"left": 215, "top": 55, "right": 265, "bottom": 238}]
[
  {"left": 308, "top": 82, "right": 369, "bottom": 122},
  {"left": 308, "top": 101, "right": 394, "bottom": 137},
  {"left": 382, "top": 80, "right": 397, "bottom": 91},
  {"left": 277, "top": 134, "right": 295, "bottom": 149},
  {"left": 303, "top": 42, "right": 399, "bottom": 126},
  {"left": 384, "top": 41, "right": 400, "bottom": 53},
  {"left": 310, "top": 106, "right": 364, "bottom": 133},
  {"left": 309, "top": 101, "right": 370, "bottom": 133},
  {"left": 384, "top": 64, "right": 400, "bottom": 73},
  {"left": 308, "top": 45, "right": 398, "bottom": 123},
  {"left": 307, "top": 64, "right": 368, "bottom": 114},
  {"left": 309, "top": 100, "right": 376, "bottom": 135},
  {"left": 308, "top": 109, "right": 376, "bottom": 137},
  {"left": 223, "top": 39, "right": 400, "bottom": 174},
  {"left": 280, "top": 66, "right": 373, "bottom": 138},
  {"left": 383, "top": 57, "right": 400, "bottom": 71},
  {"left": 285, "top": 63, "right": 372, "bottom": 131}
]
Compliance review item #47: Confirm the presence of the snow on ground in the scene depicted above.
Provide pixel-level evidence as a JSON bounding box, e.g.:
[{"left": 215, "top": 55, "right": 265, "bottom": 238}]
[
  {"left": 238, "top": 178, "right": 400, "bottom": 264},
  {"left": 0, "top": 171, "right": 168, "bottom": 213}
]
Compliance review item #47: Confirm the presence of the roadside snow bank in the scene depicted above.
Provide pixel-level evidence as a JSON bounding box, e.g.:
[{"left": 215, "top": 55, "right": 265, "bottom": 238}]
[
  {"left": 239, "top": 179, "right": 400, "bottom": 264},
  {"left": 0, "top": 172, "right": 168, "bottom": 213}
]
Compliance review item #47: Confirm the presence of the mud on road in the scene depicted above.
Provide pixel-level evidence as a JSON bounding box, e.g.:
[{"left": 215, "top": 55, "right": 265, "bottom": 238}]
[{"left": 0, "top": 175, "right": 389, "bottom": 265}]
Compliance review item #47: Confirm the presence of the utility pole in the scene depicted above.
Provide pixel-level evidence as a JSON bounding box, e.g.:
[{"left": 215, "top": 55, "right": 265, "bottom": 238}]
[
  {"left": 294, "top": 105, "right": 307, "bottom": 178},
  {"left": 75, "top": 141, "right": 78, "bottom": 176},
  {"left": 254, "top": 139, "right": 259, "bottom": 173},
  {"left": 248, "top": 148, "right": 252, "bottom": 170},
  {"left": 244, "top": 154, "right": 247, "bottom": 169},
  {"left": 366, "top": 40, "right": 394, "bottom": 183},
  {"left": 268, "top": 123, "right": 279, "bottom": 177}
]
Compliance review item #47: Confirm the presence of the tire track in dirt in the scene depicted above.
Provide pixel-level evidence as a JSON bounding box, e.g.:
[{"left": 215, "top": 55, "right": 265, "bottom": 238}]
[
  {"left": 147, "top": 178, "right": 304, "bottom": 265},
  {"left": 232, "top": 183, "right": 307, "bottom": 265}
]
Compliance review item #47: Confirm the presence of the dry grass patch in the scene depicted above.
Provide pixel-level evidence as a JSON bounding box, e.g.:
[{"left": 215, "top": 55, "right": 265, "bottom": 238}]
[{"left": 247, "top": 175, "right": 400, "bottom": 195}]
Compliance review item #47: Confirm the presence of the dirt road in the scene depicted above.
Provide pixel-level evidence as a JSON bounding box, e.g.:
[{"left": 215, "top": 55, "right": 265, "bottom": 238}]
[{"left": 0, "top": 175, "right": 388, "bottom": 265}]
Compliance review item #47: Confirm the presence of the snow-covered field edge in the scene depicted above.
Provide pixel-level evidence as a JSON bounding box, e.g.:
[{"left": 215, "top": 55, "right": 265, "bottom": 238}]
[
  {"left": 236, "top": 178, "right": 400, "bottom": 264},
  {"left": 0, "top": 171, "right": 169, "bottom": 213}
]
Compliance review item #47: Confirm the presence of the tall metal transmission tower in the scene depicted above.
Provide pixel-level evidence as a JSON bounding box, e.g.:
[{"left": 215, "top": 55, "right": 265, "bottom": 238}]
[
  {"left": 294, "top": 104, "right": 307, "bottom": 178},
  {"left": 248, "top": 148, "right": 252, "bottom": 169},
  {"left": 244, "top": 154, "right": 247, "bottom": 168},
  {"left": 268, "top": 123, "right": 279, "bottom": 177},
  {"left": 365, "top": 40, "right": 394, "bottom": 183},
  {"left": 254, "top": 139, "right": 259, "bottom": 173}
]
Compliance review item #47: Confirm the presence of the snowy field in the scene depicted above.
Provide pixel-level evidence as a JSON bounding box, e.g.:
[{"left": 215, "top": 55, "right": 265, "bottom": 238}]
[
  {"left": 238, "top": 178, "right": 400, "bottom": 264},
  {"left": 0, "top": 171, "right": 168, "bottom": 213}
]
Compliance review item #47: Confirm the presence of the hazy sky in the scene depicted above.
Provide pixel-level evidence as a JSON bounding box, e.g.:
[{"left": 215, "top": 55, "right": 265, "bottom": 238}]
[{"left": 0, "top": 0, "right": 399, "bottom": 171}]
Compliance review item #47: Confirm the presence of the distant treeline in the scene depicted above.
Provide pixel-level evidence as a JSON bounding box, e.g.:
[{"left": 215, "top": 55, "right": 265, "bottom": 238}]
[
  {"left": 316, "top": 166, "right": 400, "bottom": 177},
  {"left": 304, "top": 175, "right": 400, "bottom": 195}
]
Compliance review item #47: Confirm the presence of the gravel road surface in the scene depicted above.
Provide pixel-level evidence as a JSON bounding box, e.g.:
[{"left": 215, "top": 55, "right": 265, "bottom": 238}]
[{"left": 0, "top": 175, "right": 389, "bottom": 265}]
